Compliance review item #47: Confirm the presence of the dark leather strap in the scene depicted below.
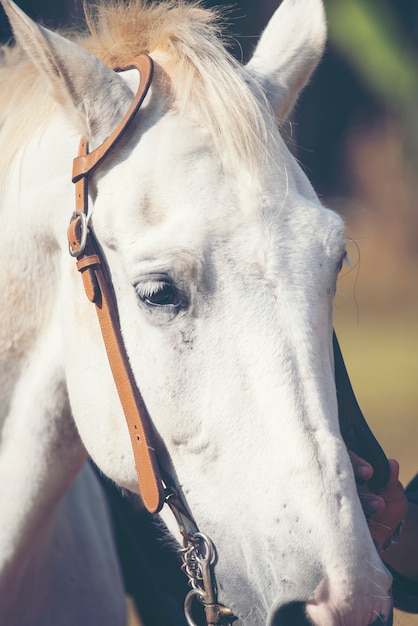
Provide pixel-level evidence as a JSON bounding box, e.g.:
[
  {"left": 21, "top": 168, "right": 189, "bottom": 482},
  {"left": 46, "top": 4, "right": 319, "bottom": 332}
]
[
  {"left": 333, "top": 332, "right": 390, "bottom": 490},
  {"left": 68, "top": 54, "right": 165, "bottom": 514}
]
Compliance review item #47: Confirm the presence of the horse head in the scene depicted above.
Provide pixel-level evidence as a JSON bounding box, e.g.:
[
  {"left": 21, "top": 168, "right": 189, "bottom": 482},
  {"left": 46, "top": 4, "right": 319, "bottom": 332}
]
[{"left": 1, "top": 0, "right": 392, "bottom": 624}]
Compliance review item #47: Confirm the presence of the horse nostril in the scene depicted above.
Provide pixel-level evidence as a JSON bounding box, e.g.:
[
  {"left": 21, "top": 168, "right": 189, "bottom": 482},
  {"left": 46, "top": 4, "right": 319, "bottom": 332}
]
[
  {"left": 369, "top": 606, "right": 393, "bottom": 626},
  {"left": 270, "top": 602, "right": 310, "bottom": 626}
]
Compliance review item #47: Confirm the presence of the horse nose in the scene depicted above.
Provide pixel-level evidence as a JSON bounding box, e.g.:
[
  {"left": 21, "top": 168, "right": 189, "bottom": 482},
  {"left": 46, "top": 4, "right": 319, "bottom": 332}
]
[{"left": 269, "top": 602, "right": 394, "bottom": 626}]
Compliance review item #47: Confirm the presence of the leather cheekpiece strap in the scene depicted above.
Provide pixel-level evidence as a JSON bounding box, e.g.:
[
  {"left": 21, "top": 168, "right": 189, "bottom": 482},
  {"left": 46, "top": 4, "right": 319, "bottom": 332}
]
[{"left": 68, "top": 54, "right": 165, "bottom": 514}]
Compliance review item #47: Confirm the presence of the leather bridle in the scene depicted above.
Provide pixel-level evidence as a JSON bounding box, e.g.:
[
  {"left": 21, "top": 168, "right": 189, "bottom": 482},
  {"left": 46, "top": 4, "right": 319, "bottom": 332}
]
[
  {"left": 69, "top": 54, "right": 165, "bottom": 515},
  {"left": 67, "top": 53, "right": 389, "bottom": 626}
]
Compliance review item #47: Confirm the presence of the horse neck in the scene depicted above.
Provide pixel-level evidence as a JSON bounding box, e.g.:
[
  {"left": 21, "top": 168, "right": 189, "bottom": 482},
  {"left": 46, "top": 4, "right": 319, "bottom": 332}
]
[
  {"left": 0, "top": 115, "right": 96, "bottom": 620},
  {"left": 0, "top": 113, "right": 76, "bottom": 415},
  {"left": 0, "top": 465, "right": 127, "bottom": 626}
]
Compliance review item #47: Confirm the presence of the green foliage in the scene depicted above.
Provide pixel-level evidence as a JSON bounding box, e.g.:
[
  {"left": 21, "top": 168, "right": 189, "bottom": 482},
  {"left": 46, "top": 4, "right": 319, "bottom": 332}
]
[{"left": 326, "top": 0, "right": 418, "bottom": 112}]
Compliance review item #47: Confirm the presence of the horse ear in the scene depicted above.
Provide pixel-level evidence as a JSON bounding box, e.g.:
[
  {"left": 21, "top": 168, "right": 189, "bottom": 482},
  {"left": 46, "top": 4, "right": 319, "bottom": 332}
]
[
  {"left": 246, "top": 0, "right": 326, "bottom": 123},
  {"left": 0, "top": 0, "right": 134, "bottom": 142}
]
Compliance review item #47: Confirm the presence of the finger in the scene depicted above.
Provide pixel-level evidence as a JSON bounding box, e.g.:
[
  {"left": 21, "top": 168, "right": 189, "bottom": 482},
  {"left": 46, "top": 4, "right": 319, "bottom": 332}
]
[
  {"left": 376, "top": 460, "right": 405, "bottom": 505},
  {"left": 348, "top": 450, "right": 373, "bottom": 481},
  {"left": 365, "top": 496, "right": 385, "bottom": 516},
  {"left": 358, "top": 490, "right": 386, "bottom": 516},
  {"left": 386, "top": 459, "right": 400, "bottom": 486}
]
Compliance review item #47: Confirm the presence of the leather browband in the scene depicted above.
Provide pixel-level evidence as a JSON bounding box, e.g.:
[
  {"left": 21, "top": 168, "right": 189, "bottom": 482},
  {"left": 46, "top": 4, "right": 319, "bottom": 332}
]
[
  {"left": 68, "top": 54, "right": 165, "bottom": 514},
  {"left": 72, "top": 54, "right": 153, "bottom": 183}
]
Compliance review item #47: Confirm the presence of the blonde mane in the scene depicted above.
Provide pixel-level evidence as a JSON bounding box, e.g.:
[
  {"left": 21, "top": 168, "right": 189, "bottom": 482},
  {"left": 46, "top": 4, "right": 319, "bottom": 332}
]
[{"left": 0, "top": 0, "right": 274, "bottom": 181}]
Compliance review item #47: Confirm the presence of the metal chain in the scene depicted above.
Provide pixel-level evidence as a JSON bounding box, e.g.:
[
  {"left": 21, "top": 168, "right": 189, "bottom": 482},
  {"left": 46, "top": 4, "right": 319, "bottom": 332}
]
[
  {"left": 180, "top": 532, "right": 236, "bottom": 626},
  {"left": 181, "top": 532, "right": 212, "bottom": 595},
  {"left": 166, "top": 492, "right": 236, "bottom": 626}
]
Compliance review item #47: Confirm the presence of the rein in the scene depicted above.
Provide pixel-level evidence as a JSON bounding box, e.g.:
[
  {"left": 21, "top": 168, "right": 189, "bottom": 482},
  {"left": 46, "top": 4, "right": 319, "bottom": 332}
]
[{"left": 67, "top": 53, "right": 389, "bottom": 626}]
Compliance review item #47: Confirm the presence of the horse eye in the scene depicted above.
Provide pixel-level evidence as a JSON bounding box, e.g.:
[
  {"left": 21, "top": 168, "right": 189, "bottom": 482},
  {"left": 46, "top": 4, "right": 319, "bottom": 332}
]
[
  {"left": 136, "top": 280, "right": 181, "bottom": 308},
  {"left": 337, "top": 250, "right": 350, "bottom": 275},
  {"left": 337, "top": 250, "right": 353, "bottom": 274}
]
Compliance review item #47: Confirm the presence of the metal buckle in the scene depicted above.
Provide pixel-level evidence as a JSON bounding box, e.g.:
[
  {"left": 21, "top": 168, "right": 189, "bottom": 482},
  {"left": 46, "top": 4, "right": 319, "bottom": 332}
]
[{"left": 68, "top": 211, "right": 88, "bottom": 257}]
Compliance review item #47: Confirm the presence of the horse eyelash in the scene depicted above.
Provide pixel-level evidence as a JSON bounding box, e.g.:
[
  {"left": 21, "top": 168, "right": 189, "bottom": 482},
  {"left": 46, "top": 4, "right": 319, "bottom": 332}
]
[{"left": 135, "top": 279, "right": 169, "bottom": 299}]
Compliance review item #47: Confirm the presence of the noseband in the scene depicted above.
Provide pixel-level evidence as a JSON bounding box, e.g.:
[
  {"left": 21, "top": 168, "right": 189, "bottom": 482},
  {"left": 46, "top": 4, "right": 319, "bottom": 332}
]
[{"left": 67, "top": 54, "right": 389, "bottom": 626}]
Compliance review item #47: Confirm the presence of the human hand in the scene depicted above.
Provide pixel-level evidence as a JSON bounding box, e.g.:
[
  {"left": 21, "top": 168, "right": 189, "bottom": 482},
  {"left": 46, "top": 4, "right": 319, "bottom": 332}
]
[{"left": 349, "top": 452, "right": 408, "bottom": 554}]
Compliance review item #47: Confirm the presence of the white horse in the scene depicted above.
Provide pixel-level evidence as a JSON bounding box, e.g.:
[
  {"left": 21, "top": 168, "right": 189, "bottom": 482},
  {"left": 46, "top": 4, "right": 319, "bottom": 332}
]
[{"left": 0, "top": 0, "right": 392, "bottom": 624}]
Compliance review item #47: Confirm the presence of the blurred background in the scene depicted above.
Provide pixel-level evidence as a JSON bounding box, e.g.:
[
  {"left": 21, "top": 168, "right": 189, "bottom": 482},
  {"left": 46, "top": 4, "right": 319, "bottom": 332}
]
[{"left": 1, "top": 1, "right": 417, "bottom": 624}]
